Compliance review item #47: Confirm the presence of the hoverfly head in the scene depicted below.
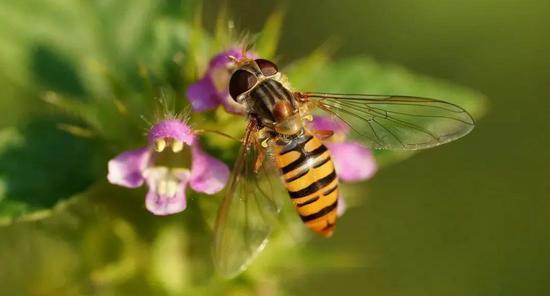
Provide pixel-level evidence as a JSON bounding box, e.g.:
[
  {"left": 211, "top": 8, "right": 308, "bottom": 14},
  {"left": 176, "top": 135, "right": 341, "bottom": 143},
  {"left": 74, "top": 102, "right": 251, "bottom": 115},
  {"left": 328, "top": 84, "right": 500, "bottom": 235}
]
[{"left": 228, "top": 57, "right": 280, "bottom": 102}]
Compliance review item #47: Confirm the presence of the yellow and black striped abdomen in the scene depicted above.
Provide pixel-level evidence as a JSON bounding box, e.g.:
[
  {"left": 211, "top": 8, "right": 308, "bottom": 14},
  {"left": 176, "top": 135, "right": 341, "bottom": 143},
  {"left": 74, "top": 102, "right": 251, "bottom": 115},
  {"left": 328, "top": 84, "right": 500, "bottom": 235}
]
[{"left": 274, "top": 132, "right": 339, "bottom": 237}]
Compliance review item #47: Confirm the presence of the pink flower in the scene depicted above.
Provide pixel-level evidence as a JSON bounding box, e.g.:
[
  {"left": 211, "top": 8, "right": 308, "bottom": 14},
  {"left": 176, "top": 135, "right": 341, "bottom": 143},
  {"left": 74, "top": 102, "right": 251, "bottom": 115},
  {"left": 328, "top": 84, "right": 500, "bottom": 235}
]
[
  {"left": 311, "top": 116, "right": 378, "bottom": 182},
  {"left": 107, "top": 119, "right": 230, "bottom": 215},
  {"left": 186, "top": 49, "right": 255, "bottom": 114},
  {"left": 310, "top": 116, "right": 378, "bottom": 215}
]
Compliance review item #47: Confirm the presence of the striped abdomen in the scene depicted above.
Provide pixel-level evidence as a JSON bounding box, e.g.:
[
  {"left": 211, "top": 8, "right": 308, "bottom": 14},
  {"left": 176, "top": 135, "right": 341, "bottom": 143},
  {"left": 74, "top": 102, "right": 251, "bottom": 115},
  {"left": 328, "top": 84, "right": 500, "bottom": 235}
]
[{"left": 274, "top": 131, "right": 339, "bottom": 237}]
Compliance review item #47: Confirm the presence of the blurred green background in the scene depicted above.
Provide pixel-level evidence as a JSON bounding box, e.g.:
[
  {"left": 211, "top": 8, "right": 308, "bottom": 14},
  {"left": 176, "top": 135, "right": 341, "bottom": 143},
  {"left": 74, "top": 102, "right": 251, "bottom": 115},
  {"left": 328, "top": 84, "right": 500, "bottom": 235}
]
[{"left": 0, "top": 0, "right": 548, "bottom": 295}]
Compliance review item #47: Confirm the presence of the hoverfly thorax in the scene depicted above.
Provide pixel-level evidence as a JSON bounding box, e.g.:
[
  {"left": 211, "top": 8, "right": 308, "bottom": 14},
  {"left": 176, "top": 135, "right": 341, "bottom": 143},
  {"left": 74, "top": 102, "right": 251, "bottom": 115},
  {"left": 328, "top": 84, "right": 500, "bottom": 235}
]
[{"left": 229, "top": 58, "right": 303, "bottom": 135}]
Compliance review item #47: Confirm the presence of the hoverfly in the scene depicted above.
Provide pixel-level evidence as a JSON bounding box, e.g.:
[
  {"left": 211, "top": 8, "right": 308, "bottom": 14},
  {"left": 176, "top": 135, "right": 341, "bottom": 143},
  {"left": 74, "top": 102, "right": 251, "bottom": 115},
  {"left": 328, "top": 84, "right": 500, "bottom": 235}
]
[{"left": 212, "top": 54, "right": 475, "bottom": 278}]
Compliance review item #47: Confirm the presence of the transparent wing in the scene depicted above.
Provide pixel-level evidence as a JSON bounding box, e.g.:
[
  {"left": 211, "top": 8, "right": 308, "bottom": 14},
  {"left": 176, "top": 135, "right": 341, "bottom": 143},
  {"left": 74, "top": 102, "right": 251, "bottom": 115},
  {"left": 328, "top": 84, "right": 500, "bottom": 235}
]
[
  {"left": 301, "top": 92, "right": 475, "bottom": 150},
  {"left": 212, "top": 120, "right": 283, "bottom": 278}
]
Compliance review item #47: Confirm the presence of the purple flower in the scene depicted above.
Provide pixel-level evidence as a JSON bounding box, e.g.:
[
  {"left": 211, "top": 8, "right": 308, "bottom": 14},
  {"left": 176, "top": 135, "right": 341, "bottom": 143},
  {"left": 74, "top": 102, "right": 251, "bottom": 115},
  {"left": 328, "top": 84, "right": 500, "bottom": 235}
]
[
  {"left": 310, "top": 116, "right": 378, "bottom": 216},
  {"left": 107, "top": 119, "right": 230, "bottom": 215},
  {"left": 311, "top": 116, "right": 377, "bottom": 182},
  {"left": 186, "top": 49, "right": 255, "bottom": 114}
]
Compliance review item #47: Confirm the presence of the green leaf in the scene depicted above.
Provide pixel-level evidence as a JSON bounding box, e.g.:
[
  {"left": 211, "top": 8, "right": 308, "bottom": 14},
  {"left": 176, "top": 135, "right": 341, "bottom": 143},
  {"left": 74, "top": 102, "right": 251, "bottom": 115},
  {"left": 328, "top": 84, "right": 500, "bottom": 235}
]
[
  {"left": 31, "top": 44, "right": 87, "bottom": 98},
  {"left": 288, "top": 57, "right": 488, "bottom": 167},
  {"left": 0, "top": 0, "right": 195, "bottom": 126},
  {"left": 255, "top": 10, "right": 285, "bottom": 59},
  {"left": 284, "top": 48, "right": 331, "bottom": 88},
  {"left": 0, "top": 118, "right": 99, "bottom": 225}
]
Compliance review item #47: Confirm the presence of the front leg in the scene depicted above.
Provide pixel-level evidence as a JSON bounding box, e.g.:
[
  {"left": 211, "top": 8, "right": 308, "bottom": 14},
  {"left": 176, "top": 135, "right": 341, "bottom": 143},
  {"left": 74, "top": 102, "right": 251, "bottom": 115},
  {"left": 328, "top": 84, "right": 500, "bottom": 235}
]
[
  {"left": 253, "top": 127, "right": 272, "bottom": 173},
  {"left": 253, "top": 145, "right": 266, "bottom": 174}
]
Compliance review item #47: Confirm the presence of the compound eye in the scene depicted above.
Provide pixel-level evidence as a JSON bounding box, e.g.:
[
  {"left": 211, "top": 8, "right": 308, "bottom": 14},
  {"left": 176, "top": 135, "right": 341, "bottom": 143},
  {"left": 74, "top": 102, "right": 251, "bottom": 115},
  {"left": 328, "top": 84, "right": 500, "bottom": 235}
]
[
  {"left": 255, "top": 59, "right": 278, "bottom": 76},
  {"left": 229, "top": 70, "right": 257, "bottom": 100}
]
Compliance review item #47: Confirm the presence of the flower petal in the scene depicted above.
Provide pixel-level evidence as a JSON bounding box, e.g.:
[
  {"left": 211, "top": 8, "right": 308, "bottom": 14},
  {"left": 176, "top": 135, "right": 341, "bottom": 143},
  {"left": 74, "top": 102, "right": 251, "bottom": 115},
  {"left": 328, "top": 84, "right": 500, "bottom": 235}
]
[
  {"left": 186, "top": 77, "right": 222, "bottom": 112},
  {"left": 145, "top": 167, "right": 190, "bottom": 216},
  {"left": 208, "top": 49, "right": 243, "bottom": 69},
  {"left": 310, "top": 116, "right": 350, "bottom": 134},
  {"left": 148, "top": 119, "right": 195, "bottom": 145},
  {"left": 107, "top": 147, "right": 151, "bottom": 188},
  {"left": 145, "top": 186, "right": 187, "bottom": 216},
  {"left": 327, "top": 141, "right": 377, "bottom": 182},
  {"left": 337, "top": 195, "right": 346, "bottom": 217},
  {"left": 186, "top": 48, "right": 255, "bottom": 113},
  {"left": 189, "top": 143, "right": 230, "bottom": 194}
]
